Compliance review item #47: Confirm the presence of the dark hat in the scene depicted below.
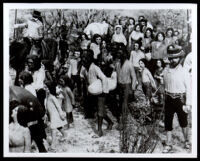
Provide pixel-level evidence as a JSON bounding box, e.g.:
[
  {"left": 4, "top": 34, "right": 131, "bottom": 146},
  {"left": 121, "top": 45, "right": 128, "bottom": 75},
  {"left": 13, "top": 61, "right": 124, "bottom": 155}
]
[
  {"left": 32, "top": 10, "right": 42, "bottom": 19},
  {"left": 167, "top": 45, "right": 185, "bottom": 58}
]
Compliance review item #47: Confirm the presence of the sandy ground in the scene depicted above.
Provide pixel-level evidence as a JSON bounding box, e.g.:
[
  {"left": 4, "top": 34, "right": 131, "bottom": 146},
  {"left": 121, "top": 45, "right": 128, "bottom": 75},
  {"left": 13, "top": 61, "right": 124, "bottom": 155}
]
[{"left": 32, "top": 106, "right": 191, "bottom": 154}]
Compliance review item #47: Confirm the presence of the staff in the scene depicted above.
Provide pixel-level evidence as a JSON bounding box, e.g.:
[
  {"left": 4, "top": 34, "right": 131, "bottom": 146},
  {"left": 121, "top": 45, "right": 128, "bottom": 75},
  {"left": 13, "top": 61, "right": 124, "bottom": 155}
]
[{"left": 13, "top": 9, "right": 17, "bottom": 39}]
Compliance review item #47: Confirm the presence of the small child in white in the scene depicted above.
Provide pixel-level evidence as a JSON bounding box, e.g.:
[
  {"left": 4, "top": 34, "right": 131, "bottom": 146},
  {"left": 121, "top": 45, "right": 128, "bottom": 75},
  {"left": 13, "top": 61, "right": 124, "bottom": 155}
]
[{"left": 58, "top": 75, "right": 75, "bottom": 129}]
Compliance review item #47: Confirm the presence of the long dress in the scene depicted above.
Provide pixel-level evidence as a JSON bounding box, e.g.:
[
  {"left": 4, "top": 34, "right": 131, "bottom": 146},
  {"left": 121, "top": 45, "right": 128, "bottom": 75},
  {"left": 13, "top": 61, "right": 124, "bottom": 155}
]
[{"left": 45, "top": 94, "right": 67, "bottom": 129}]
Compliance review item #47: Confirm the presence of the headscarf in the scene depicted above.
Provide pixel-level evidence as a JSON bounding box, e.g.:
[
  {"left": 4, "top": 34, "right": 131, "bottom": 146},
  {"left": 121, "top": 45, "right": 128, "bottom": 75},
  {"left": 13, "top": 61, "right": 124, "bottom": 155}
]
[{"left": 111, "top": 25, "right": 127, "bottom": 46}]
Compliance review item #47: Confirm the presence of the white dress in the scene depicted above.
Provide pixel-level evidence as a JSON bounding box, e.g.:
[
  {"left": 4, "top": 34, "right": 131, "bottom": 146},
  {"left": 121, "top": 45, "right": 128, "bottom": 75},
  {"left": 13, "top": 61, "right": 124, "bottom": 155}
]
[{"left": 45, "top": 94, "right": 67, "bottom": 129}]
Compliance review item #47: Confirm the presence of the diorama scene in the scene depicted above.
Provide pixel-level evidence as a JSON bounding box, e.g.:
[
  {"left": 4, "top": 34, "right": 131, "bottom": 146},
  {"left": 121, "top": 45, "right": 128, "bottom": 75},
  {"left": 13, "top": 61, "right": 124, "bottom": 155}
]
[{"left": 8, "top": 8, "right": 192, "bottom": 154}]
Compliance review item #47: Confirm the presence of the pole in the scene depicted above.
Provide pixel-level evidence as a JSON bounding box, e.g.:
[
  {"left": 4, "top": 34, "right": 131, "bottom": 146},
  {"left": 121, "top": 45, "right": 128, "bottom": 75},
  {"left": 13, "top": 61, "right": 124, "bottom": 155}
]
[{"left": 13, "top": 9, "right": 17, "bottom": 40}]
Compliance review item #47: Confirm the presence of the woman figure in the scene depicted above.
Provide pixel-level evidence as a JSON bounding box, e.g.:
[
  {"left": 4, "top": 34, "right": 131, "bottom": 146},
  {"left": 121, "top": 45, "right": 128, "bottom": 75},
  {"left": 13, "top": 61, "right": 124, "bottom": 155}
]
[
  {"left": 44, "top": 81, "right": 67, "bottom": 151},
  {"left": 111, "top": 25, "right": 127, "bottom": 46},
  {"left": 150, "top": 32, "right": 167, "bottom": 74},
  {"left": 129, "top": 40, "right": 145, "bottom": 85},
  {"left": 127, "top": 17, "right": 135, "bottom": 34},
  {"left": 128, "top": 24, "right": 144, "bottom": 51},
  {"left": 164, "top": 28, "right": 175, "bottom": 46},
  {"left": 9, "top": 101, "right": 31, "bottom": 153},
  {"left": 90, "top": 34, "right": 102, "bottom": 60},
  {"left": 18, "top": 71, "right": 37, "bottom": 97},
  {"left": 142, "top": 28, "right": 154, "bottom": 53},
  {"left": 173, "top": 30, "right": 180, "bottom": 43},
  {"left": 58, "top": 75, "right": 75, "bottom": 129},
  {"left": 79, "top": 33, "right": 91, "bottom": 50},
  {"left": 139, "top": 58, "right": 157, "bottom": 105},
  {"left": 100, "top": 40, "right": 113, "bottom": 66}
]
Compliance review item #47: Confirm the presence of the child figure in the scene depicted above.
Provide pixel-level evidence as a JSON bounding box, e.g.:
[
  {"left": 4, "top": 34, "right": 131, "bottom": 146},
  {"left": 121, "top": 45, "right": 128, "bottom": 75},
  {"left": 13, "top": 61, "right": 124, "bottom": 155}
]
[
  {"left": 139, "top": 58, "right": 157, "bottom": 105},
  {"left": 44, "top": 81, "right": 67, "bottom": 152},
  {"left": 154, "top": 59, "right": 165, "bottom": 105},
  {"left": 58, "top": 75, "right": 75, "bottom": 129},
  {"left": 68, "top": 50, "right": 82, "bottom": 97}
]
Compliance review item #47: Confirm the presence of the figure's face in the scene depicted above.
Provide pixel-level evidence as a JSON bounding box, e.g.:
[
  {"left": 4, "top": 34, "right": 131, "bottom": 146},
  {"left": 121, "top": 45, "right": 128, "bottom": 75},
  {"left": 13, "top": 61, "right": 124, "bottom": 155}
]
[
  {"left": 134, "top": 43, "right": 139, "bottom": 50},
  {"left": 82, "top": 35, "right": 86, "bottom": 40},
  {"left": 158, "top": 33, "right": 164, "bottom": 41},
  {"left": 18, "top": 78, "right": 24, "bottom": 87},
  {"left": 139, "top": 61, "right": 145, "bottom": 68},
  {"left": 102, "top": 41, "right": 106, "bottom": 48},
  {"left": 58, "top": 78, "right": 65, "bottom": 87},
  {"left": 27, "top": 59, "right": 34, "bottom": 71},
  {"left": 141, "top": 21, "right": 146, "bottom": 26},
  {"left": 129, "top": 19, "right": 134, "bottom": 25},
  {"left": 11, "top": 106, "right": 19, "bottom": 119},
  {"left": 167, "top": 30, "right": 173, "bottom": 37},
  {"left": 116, "top": 27, "right": 121, "bottom": 34},
  {"left": 96, "top": 37, "right": 102, "bottom": 45},
  {"left": 74, "top": 51, "right": 80, "bottom": 58},
  {"left": 169, "top": 57, "right": 180, "bottom": 68},
  {"left": 136, "top": 25, "right": 140, "bottom": 32},
  {"left": 146, "top": 30, "right": 151, "bottom": 38},
  {"left": 157, "top": 60, "right": 162, "bottom": 67},
  {"left": 43, "top": 84, "right": 50, "bottom": 94},
  {"left": 174, "top": 31, "right": 179, "bottom": 36}
]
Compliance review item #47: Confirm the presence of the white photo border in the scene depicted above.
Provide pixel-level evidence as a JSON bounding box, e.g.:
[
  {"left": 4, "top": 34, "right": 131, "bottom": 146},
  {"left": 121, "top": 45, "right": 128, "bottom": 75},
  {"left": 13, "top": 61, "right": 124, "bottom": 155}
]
[{"left": 3, "top": 3, "right": 198, "bottom": 158}]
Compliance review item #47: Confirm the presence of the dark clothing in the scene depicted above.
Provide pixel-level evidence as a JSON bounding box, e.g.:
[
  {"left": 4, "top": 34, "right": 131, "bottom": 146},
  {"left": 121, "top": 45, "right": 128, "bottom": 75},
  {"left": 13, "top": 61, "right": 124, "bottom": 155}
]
[
  {"left": 97, "top": 94, "right": 106, "bottom": 117},
  {"left": 28, "top": 120, "right": 47, "bottom": 152},
  {"left": 118, "top": 83, "right": 131, "bottom": 119},
  {"left": 142, "top": 82, "right": 152, "bottom": 99},
  {"left": 66, "top": 112, "right": 74, "bottom": 124},
  {"left": 164, "top": 94, "right": 188, "bottom": 131},
  {"left": 71, "top": 75, "right": 82, "bottom": 96}
]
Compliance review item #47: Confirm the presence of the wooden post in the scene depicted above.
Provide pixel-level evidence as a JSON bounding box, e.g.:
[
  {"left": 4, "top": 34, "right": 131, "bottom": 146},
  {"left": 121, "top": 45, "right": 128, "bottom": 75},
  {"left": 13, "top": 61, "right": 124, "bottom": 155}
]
[{"left": 13, "top": 9, "right": 17, "bottom": 39}]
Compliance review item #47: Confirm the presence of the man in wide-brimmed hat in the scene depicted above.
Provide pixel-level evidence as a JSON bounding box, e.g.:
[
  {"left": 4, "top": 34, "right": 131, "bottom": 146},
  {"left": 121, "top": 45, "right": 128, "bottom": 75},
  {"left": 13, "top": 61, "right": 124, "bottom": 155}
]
[
  {"left": 14, "top": 10, "right": 43, "bottom": 40},
  {"left": 162, "top": 45, "right": 192, "bottom": 153}
]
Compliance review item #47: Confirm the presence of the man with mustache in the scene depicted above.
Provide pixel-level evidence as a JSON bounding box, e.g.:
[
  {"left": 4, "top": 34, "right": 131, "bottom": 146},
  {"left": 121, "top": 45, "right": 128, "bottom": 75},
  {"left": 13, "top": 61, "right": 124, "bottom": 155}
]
[{"left": 162, "top": 45, "right": 192, "bottom": 153}]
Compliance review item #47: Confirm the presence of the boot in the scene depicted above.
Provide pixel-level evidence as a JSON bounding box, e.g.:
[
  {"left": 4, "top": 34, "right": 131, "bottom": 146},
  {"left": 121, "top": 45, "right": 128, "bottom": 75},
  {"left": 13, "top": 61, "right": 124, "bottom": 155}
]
[
  {"left": 97, "top": 116, "right": 103, "bottom": 137},
  {"left": 104, "top": 114, "right": 114, "bottom": 130}
]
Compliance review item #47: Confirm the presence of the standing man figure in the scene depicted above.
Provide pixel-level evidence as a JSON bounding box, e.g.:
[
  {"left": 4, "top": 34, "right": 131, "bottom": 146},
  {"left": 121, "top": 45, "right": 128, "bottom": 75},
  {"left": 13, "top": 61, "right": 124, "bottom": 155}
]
[
  {"left": 115, "top": 47, "right": 138, "bottom": 152},
  {"left": 14, "top": 10, "right": 44, "bottom": 58},
  {"left": 162, "top": 45, "right": 192, "bottom": 153}
]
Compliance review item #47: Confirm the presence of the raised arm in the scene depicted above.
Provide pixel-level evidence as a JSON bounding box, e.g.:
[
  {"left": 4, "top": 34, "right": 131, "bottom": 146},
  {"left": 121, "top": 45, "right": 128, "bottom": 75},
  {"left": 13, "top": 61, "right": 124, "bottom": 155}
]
[
  {"left": 14, "top": 23, "right": 27, "bottom": 29},
  {"left": 130, "top": 63, "right": 138, "bottom": 90}
]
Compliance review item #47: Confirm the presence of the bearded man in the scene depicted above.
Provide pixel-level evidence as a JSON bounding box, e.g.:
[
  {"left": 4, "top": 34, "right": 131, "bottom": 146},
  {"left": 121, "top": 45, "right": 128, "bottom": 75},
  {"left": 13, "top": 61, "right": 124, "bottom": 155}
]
[{"left": 162, "top": 45, "right": 192, "bottom": 153}]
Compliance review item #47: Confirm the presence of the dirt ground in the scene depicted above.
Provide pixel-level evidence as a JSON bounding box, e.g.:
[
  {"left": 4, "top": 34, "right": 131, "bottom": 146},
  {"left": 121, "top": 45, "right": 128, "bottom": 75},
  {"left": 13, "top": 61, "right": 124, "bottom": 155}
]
[{"left": 32, "top": 106, "right": 192, "bottom": 154}]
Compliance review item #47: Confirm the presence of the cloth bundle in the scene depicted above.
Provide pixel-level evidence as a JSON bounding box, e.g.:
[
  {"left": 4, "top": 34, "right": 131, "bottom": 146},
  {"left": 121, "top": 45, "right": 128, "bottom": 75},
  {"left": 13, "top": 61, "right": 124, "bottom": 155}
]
[{"left": 88, "top": 72, "right": 117, "bottom": 95}]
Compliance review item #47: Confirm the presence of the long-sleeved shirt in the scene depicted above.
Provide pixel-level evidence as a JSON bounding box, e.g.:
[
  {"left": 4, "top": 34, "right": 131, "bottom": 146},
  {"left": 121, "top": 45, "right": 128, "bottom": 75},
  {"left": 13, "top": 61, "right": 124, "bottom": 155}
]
[
  {"left": 163, "top": 64, "right": 192, "bottom": 106},
  {"left": 115, "top": 60, "right": 137, "bottom": 90},
  {"left": 129, "top": 50, "right": 145, "bottom": 67},
  {"left": 151, "top": 41, "right": 167, "bottom": 59}
]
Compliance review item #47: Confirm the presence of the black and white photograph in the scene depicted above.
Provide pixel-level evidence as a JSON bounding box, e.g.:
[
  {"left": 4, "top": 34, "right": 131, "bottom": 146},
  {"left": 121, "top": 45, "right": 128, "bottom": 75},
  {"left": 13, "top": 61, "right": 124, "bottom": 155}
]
[{"left": 3, "top": 3, "right": 197, "bottom": 158}]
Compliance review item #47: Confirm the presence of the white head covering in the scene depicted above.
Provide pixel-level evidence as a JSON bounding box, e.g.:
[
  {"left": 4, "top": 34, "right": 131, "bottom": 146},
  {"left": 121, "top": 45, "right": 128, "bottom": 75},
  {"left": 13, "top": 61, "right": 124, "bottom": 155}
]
[{"left": 112, "top": 25, "right": 127, "bottom": 46}]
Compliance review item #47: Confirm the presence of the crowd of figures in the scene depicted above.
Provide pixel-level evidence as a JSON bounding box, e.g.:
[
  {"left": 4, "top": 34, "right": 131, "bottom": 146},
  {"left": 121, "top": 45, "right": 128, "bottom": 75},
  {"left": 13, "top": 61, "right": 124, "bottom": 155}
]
[{"left": 9, "top": 10, "right": 192, "bottom": 153}]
